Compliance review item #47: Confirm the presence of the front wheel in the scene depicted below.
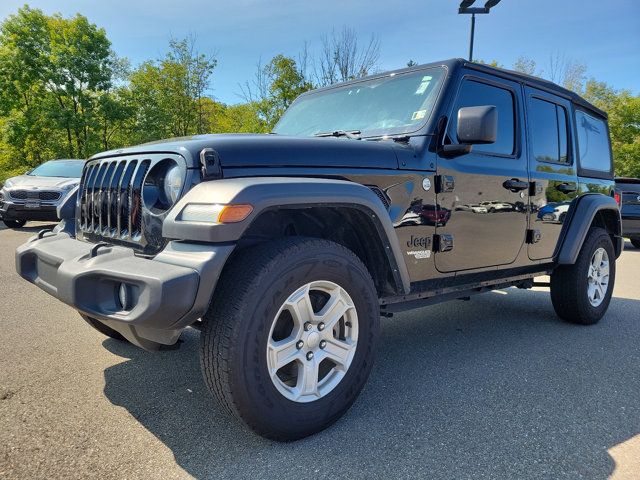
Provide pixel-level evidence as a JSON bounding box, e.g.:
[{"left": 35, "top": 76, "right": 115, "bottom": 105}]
[
  {"left": 550, "top": 227, "right": 616, "bottom": 325},
  {"left": 631, "top": 237, "right": 640, "bottom": 249},
  {"left": 200, "top": 237, "right": 379, "bottom": 441}
]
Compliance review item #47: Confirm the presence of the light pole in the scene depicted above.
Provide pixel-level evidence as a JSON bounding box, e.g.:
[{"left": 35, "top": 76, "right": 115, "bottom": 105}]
[{"left": 458, "top": 0, "right": 502, "bottom": 62}]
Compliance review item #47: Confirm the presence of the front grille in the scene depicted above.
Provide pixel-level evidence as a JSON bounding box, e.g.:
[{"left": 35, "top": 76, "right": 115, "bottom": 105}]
[
  {"left": 10, "top": 190, "right": 61, "bottom": 201},
  {"left": 77, "top": 154, "right": 186, "bottom": 255},
  {"left": 79, "top": 158, "right": 150, "bottom": 240}
]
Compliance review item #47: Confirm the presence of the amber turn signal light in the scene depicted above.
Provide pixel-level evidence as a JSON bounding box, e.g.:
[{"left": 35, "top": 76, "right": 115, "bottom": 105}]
[{"left": 217, "top": 204, "right": 253, "bottom": 223}]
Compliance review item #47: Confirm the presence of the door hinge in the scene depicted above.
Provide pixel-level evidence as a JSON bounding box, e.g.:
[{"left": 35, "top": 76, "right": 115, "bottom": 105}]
[
  {"left": 434, "top": 233, "right": 454, "bottom": 252},
  {"left": 435, "top": 175, "right": 455, "bottom": 193},
  {"left": 526, "top": 229, "right": 542, "bottom": 244}
]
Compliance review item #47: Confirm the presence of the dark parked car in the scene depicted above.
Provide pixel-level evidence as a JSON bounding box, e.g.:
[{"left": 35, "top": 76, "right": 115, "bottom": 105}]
[
  {"left": 0, "top": 159, "right": 85, "bottom": 228},
  {"left": 615, "top": 177, "right": 640, "bottom": 248},
  {"left": 16, "top": 59, "right": 622, "bottom": 441}
]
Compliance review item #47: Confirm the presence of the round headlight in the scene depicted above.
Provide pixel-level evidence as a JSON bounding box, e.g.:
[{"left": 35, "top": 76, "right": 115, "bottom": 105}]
[
  {"left": 142, "top": 159, "right": 184, "bottom": 214},
  {"left": 163, "top": 164, "right": 183, "bottom": 205}
]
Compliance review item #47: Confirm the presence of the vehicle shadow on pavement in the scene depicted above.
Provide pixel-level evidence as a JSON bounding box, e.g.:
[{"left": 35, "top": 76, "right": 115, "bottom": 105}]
[
  {"left": 0, "top": 222, "right": 57, "bottom": 234},
  {"left": 102, "top": 288, "right": 640, "bottom": 479}
]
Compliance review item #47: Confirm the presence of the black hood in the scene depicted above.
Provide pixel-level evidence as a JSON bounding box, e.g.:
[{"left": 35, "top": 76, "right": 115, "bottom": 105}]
[{"left": 92, "top": 134, "right": 400, "bottom": 170}]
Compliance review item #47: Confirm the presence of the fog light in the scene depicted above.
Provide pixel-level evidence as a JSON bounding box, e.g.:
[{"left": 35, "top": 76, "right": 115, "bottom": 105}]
[{"left": 118, "top": 283, "right": 130, "bottom": 311}]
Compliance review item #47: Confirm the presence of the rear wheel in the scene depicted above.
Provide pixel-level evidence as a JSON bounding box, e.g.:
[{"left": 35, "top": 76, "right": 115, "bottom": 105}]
[
  {"left": 81, "top": 314, "right": 127, "bottom": 341},
  {"left": 3, "top": 219, "right": 26, "bottom": 229},
  {"left": 631, "top": 237, "right": 640, "bottom": 249},
  {"left": 550, "top": 227, "right": 615, "bottom": 325},
  {"left": 200, "top": 237, "right": 379, "bottom": 441}
]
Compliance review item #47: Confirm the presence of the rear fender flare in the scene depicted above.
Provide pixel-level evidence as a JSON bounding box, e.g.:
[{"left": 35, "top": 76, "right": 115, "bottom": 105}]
[{"left": 557, "top": 194, "right": 622, "bottom": 264}]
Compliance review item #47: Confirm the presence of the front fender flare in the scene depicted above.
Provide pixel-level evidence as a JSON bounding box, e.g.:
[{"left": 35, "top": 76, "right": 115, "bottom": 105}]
[{"left": 163, "top": 177, "right": 411, "bottom": 294}]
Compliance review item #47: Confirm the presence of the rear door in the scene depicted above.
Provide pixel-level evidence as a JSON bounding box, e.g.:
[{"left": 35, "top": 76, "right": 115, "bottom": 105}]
[
  {"left": 525, "top": 87, "right": 578, "bottom": 260},
  {"left": 434, "top": 73, "right": 528, "bottom": 272}
]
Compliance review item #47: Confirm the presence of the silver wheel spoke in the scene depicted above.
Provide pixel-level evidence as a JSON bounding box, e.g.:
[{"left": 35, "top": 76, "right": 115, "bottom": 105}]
[
  {"left": 297, "top": 358, "right": 320, "bottom": 398},
  {"left": 321, "top": 338, "right": 355, "bottom": 369},
  {"left": 268, "top": 338, "right": 301, "bottom": 371},
  {"left": 318, "top": 288, "right": 352, "bottom": 331},
  {"left": 592, "top": 249, "right": 604, "bottom": 268},
  {"left": 284, "top": 285, "right": 314, "bottom": 326}
]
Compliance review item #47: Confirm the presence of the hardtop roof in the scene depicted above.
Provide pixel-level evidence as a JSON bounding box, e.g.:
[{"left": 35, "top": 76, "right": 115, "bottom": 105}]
[{"left": 307, "top": 58, "right": 606, "bottom": 119}]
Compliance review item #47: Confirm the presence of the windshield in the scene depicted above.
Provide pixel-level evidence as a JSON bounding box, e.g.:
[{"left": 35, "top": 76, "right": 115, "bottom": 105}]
[
  {"left": 273, "top": 67, "right": 446, "bottom": 138},
  {"left": 28, "top": 160, "right": 85, "bottom": 178}
]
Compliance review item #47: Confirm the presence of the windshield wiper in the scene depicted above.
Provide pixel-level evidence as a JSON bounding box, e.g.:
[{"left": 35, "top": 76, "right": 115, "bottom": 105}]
[{"left": 314, "top": 130, "right": 362, "bottom": 140}]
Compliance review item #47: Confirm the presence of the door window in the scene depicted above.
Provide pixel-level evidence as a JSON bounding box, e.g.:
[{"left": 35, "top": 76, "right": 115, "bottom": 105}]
[
  {"left": 529, "top": 98, "right": 569, "bottom": 164},
  {"left": 575, "top": 110, "right": 612, "bottom": 172},
  {"left": 450, "top": 79, "right": 516, "bottom": 156}
]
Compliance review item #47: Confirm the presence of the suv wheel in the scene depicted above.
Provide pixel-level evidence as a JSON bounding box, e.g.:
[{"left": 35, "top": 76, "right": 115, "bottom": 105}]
[
  {"left": 200, "top": 237, "right": 379, "bottom": 441},
  {"left": 631, "top": 237, "right": 640, "bottom": 249},
  {"left": 550, "top": 227, "right": 615, "bottom": 325},
  {"left": 3, "top": 219, "right": 26, "bottom": 229},
  {"left": 81, "top": 314, "right": 126, "bottom": 341}
]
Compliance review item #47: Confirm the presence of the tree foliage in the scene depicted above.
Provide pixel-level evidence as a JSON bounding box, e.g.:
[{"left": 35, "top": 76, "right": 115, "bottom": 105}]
[
  {"left": 0, "top": 5, "right": 114, "bottom": 169},
  {"left": 0, "top": 6, "right": 638, "bottom": 183}
]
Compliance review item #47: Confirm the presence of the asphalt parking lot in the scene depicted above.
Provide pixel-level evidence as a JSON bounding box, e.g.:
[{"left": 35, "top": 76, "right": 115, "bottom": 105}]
[{"left": 1, "top": 223, "right": 639, "bottom": 479}]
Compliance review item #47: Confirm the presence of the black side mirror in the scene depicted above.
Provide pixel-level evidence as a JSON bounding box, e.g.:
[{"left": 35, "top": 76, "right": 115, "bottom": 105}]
[{"left": 456, "top": 105, "right": 497, "bottom": 144}]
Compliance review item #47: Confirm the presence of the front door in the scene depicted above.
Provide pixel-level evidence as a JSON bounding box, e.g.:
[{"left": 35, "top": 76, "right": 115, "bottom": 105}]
[
  {"left": 525, "top": 87, "right": 578, "bottom": 260},
  {"left": 435, "top": 74, "right": 528, "bottom": 272}
]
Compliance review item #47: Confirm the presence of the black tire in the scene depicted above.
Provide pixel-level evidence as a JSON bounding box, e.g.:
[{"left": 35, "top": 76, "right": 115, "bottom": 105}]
[
  {"left": 81, "top": 314, "right": 127, "bottom": 341},
  {"left": 3, "top": 219, "right": 26, "bottom": 228},
  {"left": 631, "top": 237, "right": 640, "bottom": 249},
  {"left": 550, "top": 227, "right": 616, "bottom": 325},
  {"left": 200, "top": 237, "right": 379, "bottom": 441}
]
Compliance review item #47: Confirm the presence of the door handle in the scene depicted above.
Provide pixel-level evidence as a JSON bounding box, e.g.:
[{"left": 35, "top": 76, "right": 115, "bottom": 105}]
[
  {"left": 555, "top": 183, "right": 577, "bottom": 194},
  {"left": 502, "top": 179, "right": 529, "bottom": 193}
]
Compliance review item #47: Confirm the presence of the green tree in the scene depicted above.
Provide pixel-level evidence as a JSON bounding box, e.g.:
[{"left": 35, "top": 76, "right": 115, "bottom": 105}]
[
  {"left": 0, "top": 6, "right": 115, "bottom": 163},
  {"left": 128, "top": 36, "right": 217, "bottom": 142},
  {"left": 207, "top": 100, "right": 267, "bottom": 133},
  {"left": 245, "top": 55, "right": 313, "bottom": 129},
  {"left": 583, "top": 80, "right": 640, "bottom": 177}
]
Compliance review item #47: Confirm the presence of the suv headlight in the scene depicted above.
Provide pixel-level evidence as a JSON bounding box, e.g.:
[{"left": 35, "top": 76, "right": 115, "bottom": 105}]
[
  {"left": 142, "top": 158, "right": 185, "bottom": 214},
  {"left": 163, "top": 164, "right": 183, "bottom": 205}
]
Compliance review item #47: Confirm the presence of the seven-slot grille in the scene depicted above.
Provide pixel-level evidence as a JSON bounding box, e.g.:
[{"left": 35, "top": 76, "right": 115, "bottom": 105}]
[
  {"left": 9, "top": 190, "right": 61, "bottom": 201},
  {"left": 78, "top": 158, "right": 151, "bottom": 240}
]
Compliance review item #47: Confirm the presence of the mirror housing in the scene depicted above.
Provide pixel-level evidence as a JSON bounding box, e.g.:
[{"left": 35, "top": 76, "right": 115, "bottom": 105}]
[{"left": 456, "top": 105, "right": 497, "bottom": 144}]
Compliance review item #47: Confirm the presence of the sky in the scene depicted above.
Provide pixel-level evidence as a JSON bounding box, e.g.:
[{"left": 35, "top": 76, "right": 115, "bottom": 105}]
[{"left": 1, "top": 0, "right": 639, "bottom": 104}]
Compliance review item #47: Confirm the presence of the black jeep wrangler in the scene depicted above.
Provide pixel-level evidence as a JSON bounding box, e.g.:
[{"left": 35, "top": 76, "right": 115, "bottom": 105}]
[{"left": 16, "top": 59, "right": 622, "bottom": 441}]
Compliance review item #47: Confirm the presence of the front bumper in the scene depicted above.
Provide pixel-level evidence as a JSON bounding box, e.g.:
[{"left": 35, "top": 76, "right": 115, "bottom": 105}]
[
  {"left": 16, "top": 232, "right": 234, "bottom": 349},
  {"left": 1, "top": 200, "right": 59, "bottom": 222}
]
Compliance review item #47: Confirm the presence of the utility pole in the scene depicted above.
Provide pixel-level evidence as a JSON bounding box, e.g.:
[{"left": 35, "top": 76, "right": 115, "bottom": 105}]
[{"left": 458, "top": 0, "right": 502, "bottom": 62}]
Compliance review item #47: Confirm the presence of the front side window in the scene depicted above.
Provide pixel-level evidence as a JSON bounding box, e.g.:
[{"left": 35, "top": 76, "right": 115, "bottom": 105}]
[
  {"left": 529, "top": 97, "right": 569, "bottom": 164},
  {"left": 449, "top": 79, "right": 516, "bottom": 156},
  {"left": 273, "top": 67, "right": 446, "bottom": 138},
  {"left": 575, "top": 111, "right": 611, "bottom": 172}
]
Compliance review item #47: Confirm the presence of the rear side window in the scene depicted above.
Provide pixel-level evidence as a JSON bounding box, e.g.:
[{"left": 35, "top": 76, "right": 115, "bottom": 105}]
[
  {"left": 575, "top": 110, "right": 611, "bottom": 172},
  {"left": 450, "top": 79, "right": 515, "bottom": 156},
  {"left": 529, "top": 98, "right": 569, "bottom": 164}
]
